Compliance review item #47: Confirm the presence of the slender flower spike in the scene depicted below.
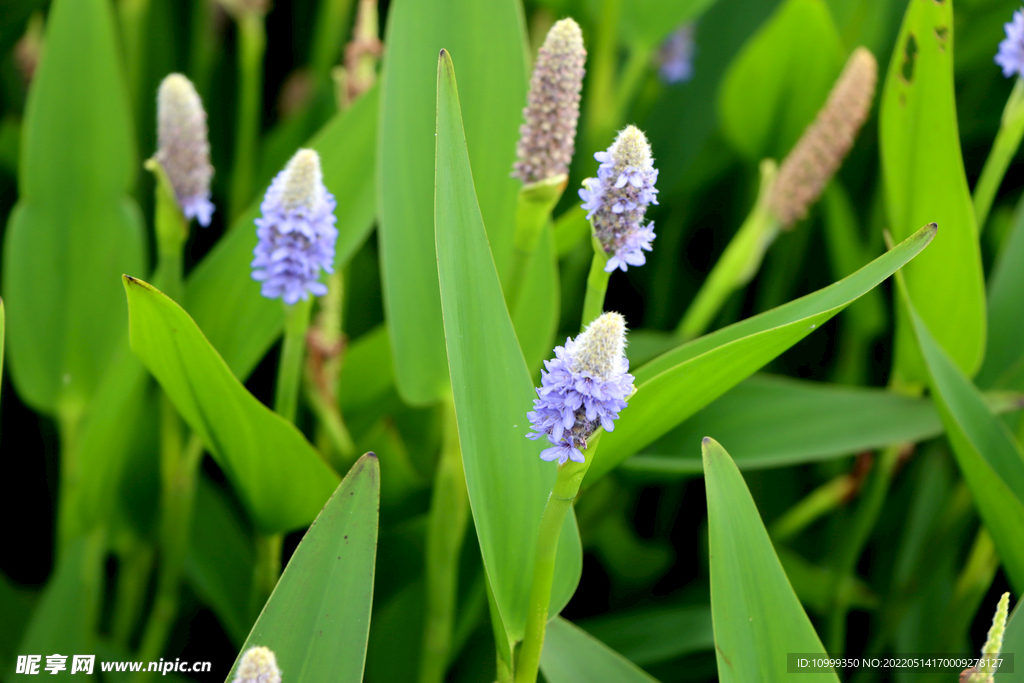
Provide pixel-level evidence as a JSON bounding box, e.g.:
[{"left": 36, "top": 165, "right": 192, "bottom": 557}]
[
  {"left": 251, "top": 148, "right": 338, "bottom": 304},
  {"left": 658, "top": 24, "right": 696, "bottom": 84},
  {"left": 768, "top": 47, "right": 877, "bottom": 228},
  {"left": 527, "top": 312, "right": 635, "bottom": 464},
  {"left": 512, "top": 18, "right": 587, "bottom": 184},
  {"left": 997, "top": 10, "right": 1024, "bottom": 78},
  {"left": 579, "top": 125, "right": 659, "bottom": 272},
  {"left": 232, "top": 646, "right": 281, "bottom": 683},
  {"left": 966, "top": 592, "right": 1011, "bottom": 683},
  {"left": 156, "top": 74, "right": 215, "bottom": 226}
]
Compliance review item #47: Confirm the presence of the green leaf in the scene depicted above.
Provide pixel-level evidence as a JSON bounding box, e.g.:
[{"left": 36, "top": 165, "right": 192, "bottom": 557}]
[
  {"left": 703, "top": 438, "right": 838, "bottom": 683},
  {"left": 1, "top": 0, "right": 145, "bottom": 414},
  {"left": 0, "top": 570, "right": 35, "bottom": 673},
  {"left": 978, "top": 194, "right": 1024, "bottom": 390},
  {"left": 1000, "top": 601, "right": 1024, "bottom": 683},
  {"left": 378, "top": 0, "right": 528, "bottom": 404},
  {"left": 511, "top": 223, "right": 560, "bottom": 375},
  {"left": 184, "top": 86, "right": 379, "bottom": 380},
  {"left": 621, "top": 0, "right": 721, "bottom": 48},
  {"left": 718, "top": 0, "right": 845, "bottom": 162},
  {"left": 540, "top": 616, "right": 660, "bottom": 683},
  {"left": 228, "top": 454, "right": 379, "bottom": 683},
  {"left": 621, "top": 374, "right": 1023, "bottom": 475},
  {"left": 576, "top": 605, "right": 714, "bottom": 666},
  {"left": 589, "top": 223, "right": 936, "bottom": 484},
  {"left": 434, "top": 51, "right": 581, "bottom": 642},
  {"left": 879, "top": 0, "right": 985, "bottom": 378},
  {"left": 897, "top": 276, "right": 1024, "bottom": 593},
  {"left": 123, "top": 276, "right": 340, "bottom": 533}
]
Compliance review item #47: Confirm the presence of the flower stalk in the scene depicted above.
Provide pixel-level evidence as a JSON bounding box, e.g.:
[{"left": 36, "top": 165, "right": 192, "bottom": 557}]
[
  {"left": 974, "top": 78, "right": 1024, "bottom": 231},
  {"left": 227, "top": 5, "right": 268, "bottom": 222}
]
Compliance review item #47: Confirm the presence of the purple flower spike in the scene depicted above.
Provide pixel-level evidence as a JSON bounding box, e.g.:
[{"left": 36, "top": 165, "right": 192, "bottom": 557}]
[
  {"left": 155, "top": 74, "right": 215, "bottom": 226},
  {"left": 251, "top": 149, "right": 338, "bottom": 305},
  {"left": 658, "top": 24, "right": 696, "bottom": 84},
  {"left": 527, "top": 312, "right": 635, "bottom": 465},
  {"left": 578, "top": 125, "right": 659, "bottom": 273},
  {"left": 997, "top": 9, "right": 1024, "bottom": 78}
]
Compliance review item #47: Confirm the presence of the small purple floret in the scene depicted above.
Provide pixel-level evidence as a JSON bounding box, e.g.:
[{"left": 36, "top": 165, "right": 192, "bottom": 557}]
[
  {"left": 658, "top": 24, "right": 696, "bottom": 84},
  {"left": 997, "top": 9, "right": 1024, "bottom": 78}
]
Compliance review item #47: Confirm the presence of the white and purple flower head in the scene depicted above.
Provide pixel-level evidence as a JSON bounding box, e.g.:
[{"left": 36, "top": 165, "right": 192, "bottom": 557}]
[
  {"left": 658, "top": 24, "right": 695, "bottom": 84},
  {"left": 155, "top": 74, "right": 215, "bottom": 226},
  {"left": 527, "top": 312, "right": 635, "bottom": 465},
  {"left": 579, "top": 125, "right": 659, "bottom": 273},
  {"left": 997, "top": 9, "right": 1024, "bottom": 78},
  {"left": 232, "top": 646, "right": 281, "bottom": 683},
  {"left": 251, "top": 148, "right": 338, "bottom": 305}
]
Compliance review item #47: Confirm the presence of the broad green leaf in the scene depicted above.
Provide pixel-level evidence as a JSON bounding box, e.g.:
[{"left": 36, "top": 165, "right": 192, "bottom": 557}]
[
  {"left": 227, "top": 454, "right": 379, "bottom": 683},
  {"left": 719, "top": 0, "right": 845, "bottom": 162},
  {"left": 703, "top": 438, "right": 838, "bottom": 683},
  {"left": 999, "top": 601, "right": 1024, "bottom": 683},
  {"left": 577, "top": 605, "right": 714, "bottom": 666},
  {"left": 7, "top": 532, "right": 104, "bottom": 680},
  {"left": 378, "top": 0, "right": 528, "bottom": 404},
  {"left": 185, "top": 477, "right": 254, "bottom": 645},
  {"left": 622, "top": 374, "right": 1022, "bottom": 475},
  {"left": 621, "top": 0, "right": 721, "bottom": 48},
  {"left": 589, "top": 223, "right": 936, "bottom": 484},
  {"left": 897, "top": 277, "right": 1024, "bottom": 593},
  {"left": 184, "top": 86, "right": 378, "bottom": 380},
  {"left": 880, "top": 0, "right": 985, "bottom": 378},
  {"left": 123, "top": 276, "right": 339, "bottom": 533},
  {"left": 540, "top": 616, "right": 660, "bottom": 683},
  {"left": 434, "top": 52, "right": 581, "bottom": 641},
  {"left": 978, "top": 194, "right": 1024, "bottom": 390},
  {"left": 511, "top": 224, "right": 560, "bottom": 375},
  {"left": 2, "top": 0, "right": 145, "bottom": 414}
]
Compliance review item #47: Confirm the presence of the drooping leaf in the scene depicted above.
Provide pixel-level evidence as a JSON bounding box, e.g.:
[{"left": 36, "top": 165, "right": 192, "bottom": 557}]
[
  {"left": 879, "top": 0, "right": 985, "bottom": 379},
  {"left": 123, "top": 276, "right": 340, "bottom": 534},
  {"left": 719, "top": 0, "right": 845, "bottom": 162},
  {"left": 227, "top": 454, "right": 379, "bottom": 683},
  {"left": 378, "top": 0, "right": 528, "bottom": 404},
  {"left": 184, "top": 86, "right": 379, "bottom": 380},
  {"left": 1, "top": 0, "right": 145, "bottom": 414},
  {"left": 540, "top": 616, "right": 661, "bottom": 683},
  {"left": 621, "top": 374, "right": 1022, "bottom": 475},
  {"left": 434, "top": 51, "right": 581, "bottom": 642},
  {"left": 897, "top": 276, "right": 1024, "bottom": 593},
  {"left": 703, "top": 438, "right": 838, "bottom": 683},
  {"left": 588, "top": 223, "right": 936, "bottom": 484}
]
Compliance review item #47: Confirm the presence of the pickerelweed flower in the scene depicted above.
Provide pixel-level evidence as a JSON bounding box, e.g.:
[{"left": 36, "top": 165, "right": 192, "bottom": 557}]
[
  {"left": 527, "top": 312, "right": 634, "bottom": 465},
  {"left": 997, "top": 10, "right": 1024, "bottom": 78},
  {"left": 579, "top": 125, "right": 659, "bottom": 272},
  {"left": 232, "top": 646, "right": 281, "bottom": 683},
  {"left": 768, "top": 47, "right": 876, "bottom": 227},
  {"left": 512, "top": 18, "right": 587, "bottom": 184},
  {"left": 658, "top": 24, "right": 695, "bottom": 84},
  {"left": 155, "top": 74, "right": 214, "bottom": 226},
  {"left": 251, "top": 148, "right": 338, "bottom": 304}
]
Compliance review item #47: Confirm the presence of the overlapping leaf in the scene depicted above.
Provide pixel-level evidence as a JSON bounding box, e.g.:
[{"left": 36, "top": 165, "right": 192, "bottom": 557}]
[{"left": 540, "top": 617, "right": 660, "bottom": 683}]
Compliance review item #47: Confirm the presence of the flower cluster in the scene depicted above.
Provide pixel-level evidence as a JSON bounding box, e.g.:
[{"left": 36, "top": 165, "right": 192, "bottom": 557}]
[
  {"left": 658, "top": 24, "right": 696, "bottom": 84},
  {"left": 251, "top": 149, "right": 338, "bottom": 304},
  {"left": 996, "top": 10, "right": 1024, "bottom": 78},
  {"left": 579, "top": 126, "right": 659, "bottom": 272},
  {"left": 512, "top": 18, "right": 587, "bottom": 184},
  {"left": 527, "top": 313, "right": 634, "bottom": 465},
  {"left": 232, "top": 646, "right": 281, "bottom": 683},
  {"left": 155, "top": 74, "right": 215, "bottom": 226}
]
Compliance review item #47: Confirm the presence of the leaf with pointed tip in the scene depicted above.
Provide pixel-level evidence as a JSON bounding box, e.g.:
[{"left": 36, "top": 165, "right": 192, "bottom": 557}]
[
  {"left": 703, "top": 438, "right": 838, "bottom": 683},
  {"left": 123, "top": 276, "right": 339, "bottom": 533},
  {"left": 540, "top": 616, "right": 661, "bottom": 683}
]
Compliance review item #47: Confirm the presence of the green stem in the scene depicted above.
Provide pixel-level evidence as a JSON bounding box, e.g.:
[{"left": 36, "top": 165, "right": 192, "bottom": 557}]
[
  {"left": 229, "top": 11, "right": 267, "bottom": 222},
  {"left": 611, "top": 45, "right": 651, "bottom": 126},
  {"left": 770, "top": 473, "right": 855, "bottom": 543},
  {"left": 936, "top": 527, "right": 999, "bottom": 652},
  {"left": 310, "top": 0, "right": 356, "bottom": 80},
  {"left": 275, "top": 298, "right": 314, "bottom": 423},
  {"left": 514, "top": 438, "right": 600, "bottom": 683},
  {"left": 581, "top": 237, "right": 611, "bottom": 330},
  {"left": 188, "top": 0, "right": 219, "bottom": 100},
  {"left": 974, "top": 78, "right": 1024, "bottom": 232},
  {"left": 110, "top": 534, "right": 155, "bottom": 649},
  {"left": 485, "top": 574, "right": 515, "bottom": 683},
  {"left": 584, "top": 0, "right": 622, "bottom": 151},
  {"left": 419, "top": 396, "right": 470, "bottom": 683},
  {"left": 250, "top": 532, "right": 283, "bottom": 619},
  {"left": 55, "top": 401, "right": 86, "bottom": 553},
  {"left": 677, "top": 161, "right": 780, "bottom": 340},
  {"left": 506, "top": 176, "right": 567, "bottom": 313}
]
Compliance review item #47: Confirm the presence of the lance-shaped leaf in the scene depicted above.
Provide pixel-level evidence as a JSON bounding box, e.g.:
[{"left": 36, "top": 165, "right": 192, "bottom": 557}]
[
  {"left": 623, "top": 374, "right": 1022, "bottom": 476},
  {"left": 540, "top": 616, "right": 661, "bottom": 683},
  {"left": 379, "top": 0, "right": 528, "bottom": 404},
  {"left": 1000, "top": 602, "right": 1024, "bottom": 683},
  {"left": 588, "top": 223, "right": 935, "bottom": 484},
  {"left": 123, "top": 276, "right": 339, "bottom": 533},
  {"left": 703, "top": 438, "right": 838, "bottom": 683},
  {"left": 880, "top": 0, "right": 985, "bottom": 379},
  {"left": 227, "top": 454, "right": 379, "bottom": 683},
  {"left": 1, "top": 0, "right": 145, "bottom": 414},
  {"left": 978, "top": 194, "right": 1024, "bottom": 390},
  {"left": 897, "top": 275, "right": 1024, "bottom": 593},
  {"left": 434, "top": 51, "right": 581, "bottom": 642}
]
